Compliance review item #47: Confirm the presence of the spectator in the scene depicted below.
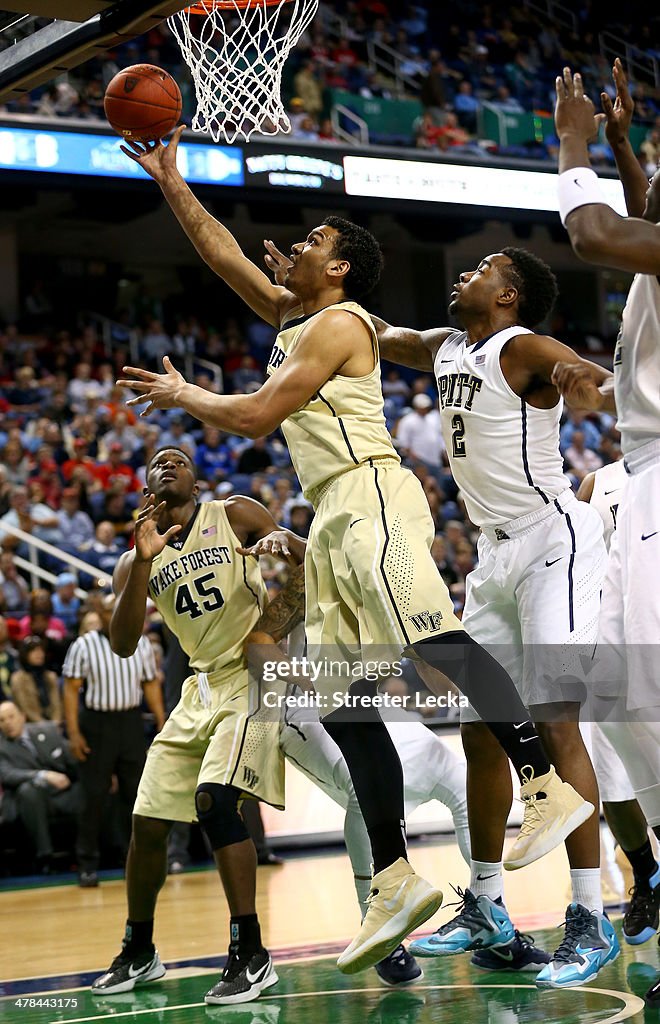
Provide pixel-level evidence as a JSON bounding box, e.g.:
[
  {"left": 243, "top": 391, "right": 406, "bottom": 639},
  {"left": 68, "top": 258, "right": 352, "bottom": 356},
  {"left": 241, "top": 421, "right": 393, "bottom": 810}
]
[
  {"left": 0, "top": 700, "right": 81, "bottom": 872},
  {"left": 560, "top": 410, "right": 602, "bottom": 453},
  {"left": 237, "top": 437, "right": 274, "bottom": 474},
  {"left": 159, "top": 416, "right": 197, "bottom": 458},
  {"left": 10, "top": 635, "right": 62, "bottom": 724},
  {"left": 79, "top": 610, "right": 102, "bottom": 634},
  {"left": 62, "top": 594, "right": 164, "bottom": 886},
  {"left": 640, "top": 125, "right": 660, "bottom": 177},
  {"left": 488, "top": 84, "right": 525, "bottom": 114},
  {"left": 81, "top": 521, "right": 125, "bottom": 579},
  {"left": 0, "top": 551, "right": 30, "bottom": 617},
  {"left": 0, "top": 485, "right": 62, "bottom": 550},
  {"left": 51, "top": 573, "right": 81, "bottom": 634},
  {"left": 67, "top": 363, "right": 103, "bottom": 415},
  {"left": 293, "top": 60, "right": 323, "bottom": 119},
  {"left": 435, "top": 111, "right": 472, "bottom": 148},
  {"left": 57, "top": 487, "right": 95, "bottom": 549},
  {"left": 318, "top": 117, "right": 338, "bottom": 142},
  {"left": 2, "top": 441, "right": 32, "bottom": 485},
  {"left": 0, "top": 466, "right": 12, "bottom": 517},
  {"left": 100, "top": 410, "right": 140, "bottom": 461},
  {"left": 395, "top": 394, "right": 446, "bottom": 469},
  {"left": 565, "top": 430, "right": 603, "bottom": 481},
  {"left": 17, "top": 590, "right": 68, "bottom": 645},
  {"left": 286, "top": 96, "right": 309, "bottom": 132},
  {"left": 453, "top": 79, "right": 480, "bottom": 132},
  {"left": 195, "top": 426, "right": 234, "bottom": 483},
  {"left": 93, "top": 443, "right": 141, "bottom": 493},
  {"left": 0, "top": 616, "right": 18, "bottom": 700},
  {"left": 92, "top": 489, "right": 134, "bottom": 543},
  {"left": 141, "top": 319, "right": 171, "bottom": 363},
  {"left": 420, "top": 52, "right": 449, "bottom": 120},
  {"left": 61, "top": 437, "right": 100, "bottom": 488},
  {"left": 431, "top": 534, "right": 459, "bottom": 589}
]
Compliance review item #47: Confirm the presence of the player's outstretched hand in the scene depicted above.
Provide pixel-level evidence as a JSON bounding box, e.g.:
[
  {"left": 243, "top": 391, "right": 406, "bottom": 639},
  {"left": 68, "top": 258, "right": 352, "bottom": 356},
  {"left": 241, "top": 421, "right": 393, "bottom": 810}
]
[
  {"left": 264, "top": 240, "right": 293, "bottom": 286},
  {"left": 601, "top": 58, "right": 634, "bottom": 149},
  {"left": 120, "top": 124, "right": 186, "bottom": 181},
  {"left": 237, "top": 530, "right": 295, "bottom": 564},
  {"left": 551, "top": 361, "right": 604, "bottom": 411},
  {"left": 134, "top": 494, "right": 182, "bottom": 562},
  {"left": 555, "top": 67, "right": 605, "bottom": 141},
  {"left": 118, "top": 355, "right": 186, "bottom": 416}
]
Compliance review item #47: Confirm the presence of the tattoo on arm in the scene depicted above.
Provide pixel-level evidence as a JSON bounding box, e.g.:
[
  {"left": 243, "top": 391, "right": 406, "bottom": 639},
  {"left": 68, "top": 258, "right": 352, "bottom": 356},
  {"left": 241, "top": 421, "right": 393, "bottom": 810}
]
[{"left": 254, "top": 564, "right": 305, "bottom": 643}]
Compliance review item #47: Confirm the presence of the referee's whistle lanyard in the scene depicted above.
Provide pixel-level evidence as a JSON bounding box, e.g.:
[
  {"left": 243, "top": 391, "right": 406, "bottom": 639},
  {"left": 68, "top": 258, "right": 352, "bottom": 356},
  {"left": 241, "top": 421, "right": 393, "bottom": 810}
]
[{"left": 197, "top": 671, "right": 212, "bottom": 708}]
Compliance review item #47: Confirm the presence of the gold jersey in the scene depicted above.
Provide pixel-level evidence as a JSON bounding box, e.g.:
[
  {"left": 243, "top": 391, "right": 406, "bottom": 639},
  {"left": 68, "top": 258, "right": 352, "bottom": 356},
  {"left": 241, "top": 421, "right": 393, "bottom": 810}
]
[
  {"left": 266, "top": 301, "right": 399, "bottom": 503},
  {"left": 147, "top": 501, "right": 267, "bottom": 674}
]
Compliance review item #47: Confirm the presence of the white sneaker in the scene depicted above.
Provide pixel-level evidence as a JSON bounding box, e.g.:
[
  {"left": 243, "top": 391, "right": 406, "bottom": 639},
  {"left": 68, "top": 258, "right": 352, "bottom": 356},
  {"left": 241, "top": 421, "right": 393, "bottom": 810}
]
[
  {"left": 504, "top": 766, "right": 595, "bottom": 870},
  {"left": 337, "top": 858, "right": 443, "bottom": 974}
]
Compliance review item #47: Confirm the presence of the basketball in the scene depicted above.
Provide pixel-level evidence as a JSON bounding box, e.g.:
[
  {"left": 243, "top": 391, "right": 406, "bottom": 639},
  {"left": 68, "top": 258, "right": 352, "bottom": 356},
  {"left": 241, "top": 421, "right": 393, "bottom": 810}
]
[{"left": 104, "top": 64, "right": 182, "bottom": 142}]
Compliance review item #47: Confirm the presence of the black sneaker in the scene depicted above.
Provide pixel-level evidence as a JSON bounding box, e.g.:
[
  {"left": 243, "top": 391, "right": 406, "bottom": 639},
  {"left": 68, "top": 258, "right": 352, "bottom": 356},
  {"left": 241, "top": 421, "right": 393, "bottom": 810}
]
[
  {"left": 375, "top": 945, "right": 423, "bottom": 987},
  {"left": 91, "top": 948, "right": 166, "bottom": 994},
  {"left": 471, "top": 930, "right": 551, "bottom": 972},
  {"left": 623, "top": 868, "right": 660, "bottom": 945},
  {"left": 205, "top": 948, "right": 278, "bottom": 1005}
]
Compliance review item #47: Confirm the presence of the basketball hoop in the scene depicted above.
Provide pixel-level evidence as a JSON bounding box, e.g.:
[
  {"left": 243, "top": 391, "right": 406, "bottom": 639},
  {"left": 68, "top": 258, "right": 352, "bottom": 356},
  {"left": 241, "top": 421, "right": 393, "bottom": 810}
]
[{"left": 169, "top": 0, "right": 320, "bottom": 144}]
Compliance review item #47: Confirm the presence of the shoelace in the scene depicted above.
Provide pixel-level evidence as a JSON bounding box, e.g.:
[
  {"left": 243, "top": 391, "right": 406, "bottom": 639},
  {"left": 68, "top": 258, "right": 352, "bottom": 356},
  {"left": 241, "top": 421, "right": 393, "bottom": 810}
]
[
  {"left": 626, "top": 881, "right": 659, "bottom": 925},
  {"left": 519, "top": 792, "right": 545, "bottom": 837},
  {"left": 552, "top": 907, "right": 591, "bottom": 964},
  {"left": 438, "top": 885, "right": 485, "bottom": 931},
  {"left": 382, "top": 944, "right": 407, "bottom": 965}
]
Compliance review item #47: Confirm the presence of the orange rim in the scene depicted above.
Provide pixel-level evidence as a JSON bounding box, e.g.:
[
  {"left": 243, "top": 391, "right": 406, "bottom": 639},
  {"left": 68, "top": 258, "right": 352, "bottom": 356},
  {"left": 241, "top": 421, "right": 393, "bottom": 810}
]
[{"left": 186, "top": 0, "right": 292, "bottom": 11}]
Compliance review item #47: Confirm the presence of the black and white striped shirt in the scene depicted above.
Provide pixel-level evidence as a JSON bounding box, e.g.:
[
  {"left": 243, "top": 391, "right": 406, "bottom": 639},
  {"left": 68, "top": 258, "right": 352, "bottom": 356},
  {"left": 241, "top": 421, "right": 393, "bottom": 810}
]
[{"left": 62, "top": 631, "right": 157, "bottom": 711}]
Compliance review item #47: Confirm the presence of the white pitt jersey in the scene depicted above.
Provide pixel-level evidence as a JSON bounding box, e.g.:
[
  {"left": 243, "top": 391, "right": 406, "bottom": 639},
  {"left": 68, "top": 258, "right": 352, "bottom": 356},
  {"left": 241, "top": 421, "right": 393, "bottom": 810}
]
[
  {"left": 434, "top": 326, "right": 570, "bottom": 528},
  {"left": 614, "top": 273, "right": 660, "bottom": 456},
  {"left": 589, "top": 459, "right": 627, "bottom": 551}
]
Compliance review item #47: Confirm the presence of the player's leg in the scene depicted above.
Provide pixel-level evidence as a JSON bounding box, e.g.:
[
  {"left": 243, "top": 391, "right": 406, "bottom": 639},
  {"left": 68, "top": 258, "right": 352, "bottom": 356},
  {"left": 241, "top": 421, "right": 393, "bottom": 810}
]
[
  {"left": 592, "top": 722, "right": 660, "bottom": 944},
  {"left": 198, "top": 677, "right": 283, "bottom": 1005},
  {"left": 306, "top": 481, "right": 443, "bottom": 974},
  {"left": 517, "top": 501, "right": 617, "bottom": 989},
  {"left": 91, "top": 695, "right": 202, "bottom": 995},
  {"left": 279, "top": 709, "right": 423, "bottom": 986}
]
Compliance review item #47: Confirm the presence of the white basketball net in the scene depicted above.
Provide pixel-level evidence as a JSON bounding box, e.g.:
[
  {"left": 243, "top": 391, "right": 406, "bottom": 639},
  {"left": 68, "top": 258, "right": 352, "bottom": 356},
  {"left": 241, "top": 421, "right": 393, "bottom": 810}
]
[{"left": 169, "top": 0, "right": 319, "bottom": 144}]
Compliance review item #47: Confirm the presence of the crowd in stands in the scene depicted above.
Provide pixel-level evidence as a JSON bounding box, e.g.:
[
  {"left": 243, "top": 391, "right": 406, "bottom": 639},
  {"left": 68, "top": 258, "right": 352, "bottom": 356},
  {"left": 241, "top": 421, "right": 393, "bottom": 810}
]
[{"left": 0, "top": 3, "right": 657, "bottom": 165}]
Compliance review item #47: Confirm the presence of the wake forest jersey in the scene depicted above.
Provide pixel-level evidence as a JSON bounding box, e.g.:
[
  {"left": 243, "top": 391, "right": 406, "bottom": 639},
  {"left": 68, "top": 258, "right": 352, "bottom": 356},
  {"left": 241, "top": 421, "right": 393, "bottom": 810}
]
[
  {"left": 433, "top": 326, "right": 570, "bottom": 528},
  {"left": 147, "top": 501, "right": 267, "bottom": 674},
  {"left": 266, "top": 301, "right": 399, "bottom": 503},
  {"left": 614, "top": 273, "right": 660, "bottom": 456}
]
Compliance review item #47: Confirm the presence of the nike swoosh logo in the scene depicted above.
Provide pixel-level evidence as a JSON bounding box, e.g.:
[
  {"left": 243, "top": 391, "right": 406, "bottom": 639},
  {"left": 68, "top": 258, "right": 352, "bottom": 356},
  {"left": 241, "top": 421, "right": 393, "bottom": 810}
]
[
  {"left": 545, "top": 558, "right": 561, "bottom": 567},
  {"left": 513, "top": 722, "right": 528, "bottom": 729},
  {"left": 128, "top": 962, "right": 152, "bottom": 978},
  {"left": 246, "top": 959, "right": 271, "bottom": 984},
  {"left": 383, "top": 878, "right": 410, "bottom": 911},
  {"left": 642, "top": 532, "right": 658, "bottom": 541},
  {"left": 520, "top": 735, "right": 538, "bottom": 743},
  {"left": 476, "top": 873, "right": 497, "bottom": 880},
  {"left": 349, "top": 518, "right": 366, "bottom": 528},
  {"left": 492, "top": 949, "right": 515, "bottom": 961},
  {"left": 574, "top": 178, "right": 582, "bottom": 188},
  {"left": 439, "top": 359, "right": 454, "bottom": 363},
  {"left": 603, "top": 489, "right": 618, "bottom": 496}
]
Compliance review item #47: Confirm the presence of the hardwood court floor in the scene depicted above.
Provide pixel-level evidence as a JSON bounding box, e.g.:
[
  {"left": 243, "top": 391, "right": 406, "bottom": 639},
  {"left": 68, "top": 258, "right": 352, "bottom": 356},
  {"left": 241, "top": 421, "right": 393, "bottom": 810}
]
[{"left": 1, "top": 833, "right": 658, "bottom": 1023}]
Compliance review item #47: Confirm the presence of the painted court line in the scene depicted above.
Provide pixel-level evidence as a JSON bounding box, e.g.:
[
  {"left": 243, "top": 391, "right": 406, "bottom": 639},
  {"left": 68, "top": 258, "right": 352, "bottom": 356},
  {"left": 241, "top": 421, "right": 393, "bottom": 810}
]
[{"left": 50, "top": 984, "right": 645, "bottom": 1024}]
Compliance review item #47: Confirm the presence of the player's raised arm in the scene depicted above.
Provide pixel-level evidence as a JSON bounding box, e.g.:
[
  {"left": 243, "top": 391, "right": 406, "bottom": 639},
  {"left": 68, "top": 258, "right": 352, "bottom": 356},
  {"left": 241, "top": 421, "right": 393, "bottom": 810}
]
[
  {"left": 601, "top": 59, "right": 649, "bottom": 219},
  {"left": 371, "top": 316, "right": 454, "bottom": 371},
  {"left": 555, "top": 67, "right": 660, "bottom": 275},
  {"left": 120, "top": 128, "right": 298, "bottom": 327},
  {"left": 110, "top": 496, "right": 182, "bottom": 656},
  {"left": 503, "top": 332, "right": 615, "bottom": 412},
  {"left": 118, "top": 309, "right": 369, "bottom": 436}
]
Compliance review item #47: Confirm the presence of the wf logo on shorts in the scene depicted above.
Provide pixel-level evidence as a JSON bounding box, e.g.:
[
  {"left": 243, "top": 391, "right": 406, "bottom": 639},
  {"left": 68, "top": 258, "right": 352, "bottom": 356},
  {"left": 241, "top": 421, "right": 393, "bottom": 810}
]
[
  {"left": 242, "top": 766, "right": 260, "bottom": 789},
  {"left": 407, "top": 609, "right": 443, "bottom": 632}
]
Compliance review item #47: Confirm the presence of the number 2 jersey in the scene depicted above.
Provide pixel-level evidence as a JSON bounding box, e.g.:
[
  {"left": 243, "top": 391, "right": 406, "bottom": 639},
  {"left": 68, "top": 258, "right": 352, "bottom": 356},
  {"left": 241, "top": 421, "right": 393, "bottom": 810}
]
[
  {"left": 147, "top": 500, "right": 267, "bottom": 674},
  {"left": 433, "top": 326, "right": 570, "bottom": 528}
]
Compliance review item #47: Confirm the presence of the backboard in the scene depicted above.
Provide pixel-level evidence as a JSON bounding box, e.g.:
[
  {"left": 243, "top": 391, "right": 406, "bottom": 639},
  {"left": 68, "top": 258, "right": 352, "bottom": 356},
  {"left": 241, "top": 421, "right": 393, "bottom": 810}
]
[{"left": 0, "top": 1, "right": 190, "bottom": 102}]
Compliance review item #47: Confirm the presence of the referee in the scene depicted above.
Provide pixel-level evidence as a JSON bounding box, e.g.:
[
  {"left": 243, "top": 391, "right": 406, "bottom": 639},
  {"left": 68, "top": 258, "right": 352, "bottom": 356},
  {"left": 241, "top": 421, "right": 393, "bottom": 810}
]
[{"left": 63, "top": 594, "right": 164, "bottom": 887}]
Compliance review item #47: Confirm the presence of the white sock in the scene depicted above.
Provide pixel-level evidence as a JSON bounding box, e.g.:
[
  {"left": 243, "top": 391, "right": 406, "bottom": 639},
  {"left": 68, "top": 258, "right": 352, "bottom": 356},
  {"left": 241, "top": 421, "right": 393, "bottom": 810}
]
[
  {"left": 470, "top": 860, "right": 503, "bottom": 901},
  {"left": 570, "top": 868, "right": 603, "bottom": 913}
]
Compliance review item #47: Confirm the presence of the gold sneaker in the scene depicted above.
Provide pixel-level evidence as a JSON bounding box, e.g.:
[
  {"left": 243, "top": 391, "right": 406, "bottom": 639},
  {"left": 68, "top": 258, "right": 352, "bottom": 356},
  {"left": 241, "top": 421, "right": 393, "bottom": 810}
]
[
  {"left": 504, "top": 766, "right": 595, "bottom": 871},
  {"left": 337, "top": 858, "right": 443, "bottom": 974}
]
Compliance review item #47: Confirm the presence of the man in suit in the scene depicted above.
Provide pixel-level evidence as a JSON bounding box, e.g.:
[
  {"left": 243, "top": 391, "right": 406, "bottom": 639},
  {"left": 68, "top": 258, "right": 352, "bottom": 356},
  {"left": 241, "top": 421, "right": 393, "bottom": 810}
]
[{"left": 0, "top": 700, "right": 81, "bottom": 870}]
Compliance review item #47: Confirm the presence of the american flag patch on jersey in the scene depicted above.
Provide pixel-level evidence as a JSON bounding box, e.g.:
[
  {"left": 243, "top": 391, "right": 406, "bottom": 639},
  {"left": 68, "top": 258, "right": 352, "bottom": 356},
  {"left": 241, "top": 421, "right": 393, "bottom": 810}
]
[
  {"left": 202, "top": 525, "right": 217, "bottom": 536},
  {"left": 475, "top": 353, "right": 486, "bottom": 365}
]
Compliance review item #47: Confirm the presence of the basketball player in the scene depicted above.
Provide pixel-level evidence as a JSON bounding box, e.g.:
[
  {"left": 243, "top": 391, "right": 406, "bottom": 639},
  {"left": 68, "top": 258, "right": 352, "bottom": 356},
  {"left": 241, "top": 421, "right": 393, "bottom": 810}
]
[
  {"left": 578, "top": 460, "right": 660, "bottom": 947},
  {"left": 118, "top": 129, "right": 590, "bottom": 974},
  {"left": 92, "top": 447, "right": 304, "bottom": 1005},
  {"left": 261, "top": 236, "right": 614, "bottom": 982},
  {"left": 241, "top": 539, "right": 551, "bottom": 977},
  {"left": 553, "top": 60, "right": 660, "bottom": 1006}
]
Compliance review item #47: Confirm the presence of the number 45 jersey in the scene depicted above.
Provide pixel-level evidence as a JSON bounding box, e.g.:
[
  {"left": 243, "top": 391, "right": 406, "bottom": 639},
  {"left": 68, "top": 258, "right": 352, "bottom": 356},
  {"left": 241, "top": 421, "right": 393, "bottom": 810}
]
[
  {"left": 434, "top": 326, "right": 570, "bottom": 528},
  {"left": 147, "top": 500, "right": 267, "bottom": 674}
]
